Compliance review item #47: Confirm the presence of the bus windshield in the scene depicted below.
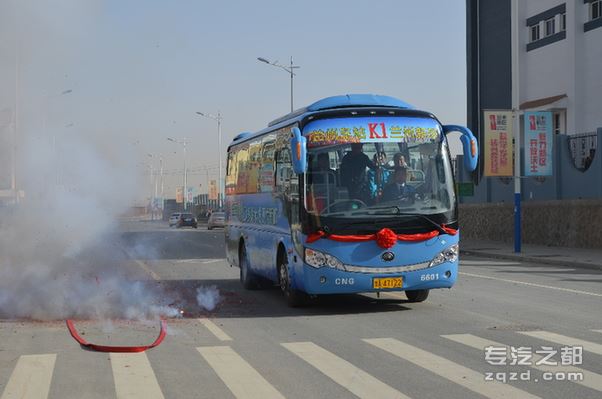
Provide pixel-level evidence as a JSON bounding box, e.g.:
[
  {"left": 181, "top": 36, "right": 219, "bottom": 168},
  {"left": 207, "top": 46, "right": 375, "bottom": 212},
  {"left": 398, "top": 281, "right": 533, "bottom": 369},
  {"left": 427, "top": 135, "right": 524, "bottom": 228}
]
[{"left": 303, "top": 116, "right": 456, "bottom": 232}]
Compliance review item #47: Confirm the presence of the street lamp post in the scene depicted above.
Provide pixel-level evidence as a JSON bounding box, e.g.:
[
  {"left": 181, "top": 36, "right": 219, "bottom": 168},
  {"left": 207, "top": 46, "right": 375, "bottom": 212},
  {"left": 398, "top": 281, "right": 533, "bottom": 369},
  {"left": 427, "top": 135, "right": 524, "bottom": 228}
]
[
  {"left": 159, "top": 155, "right": 164, "bottom": 202},
  {"left": 13, "top": 50, "right": 19, "bottom": 204},
  {"left": 146, "top": 153, "right": 158, "bottom": 219},
  {"left": 257, "top": 56, "right": 300, "bottom": 112},
  {"left": 167, "top": 137, "right": 188, "bottom": 210},
  {"left": 56, "top": 122, "right": 74, "bottom": 187},
  {"left": 196, "top": 111, "right": 223, "bottom": 209},
  {"left": 45, "top": 89, "right": 73, "bottom": 187}
]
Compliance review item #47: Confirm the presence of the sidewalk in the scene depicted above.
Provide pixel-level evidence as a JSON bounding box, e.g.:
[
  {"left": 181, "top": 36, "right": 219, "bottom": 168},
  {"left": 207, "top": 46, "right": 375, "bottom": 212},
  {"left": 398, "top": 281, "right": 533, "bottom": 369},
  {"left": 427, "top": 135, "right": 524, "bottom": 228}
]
[{"left": 460, "top": 239, "right": 602, "bottom": 271}]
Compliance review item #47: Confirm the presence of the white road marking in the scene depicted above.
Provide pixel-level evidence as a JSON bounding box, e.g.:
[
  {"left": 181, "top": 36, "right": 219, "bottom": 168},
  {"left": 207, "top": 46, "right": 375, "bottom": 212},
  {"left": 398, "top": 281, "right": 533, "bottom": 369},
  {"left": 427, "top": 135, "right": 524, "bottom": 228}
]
[
  {"left": 132, "top": 259, "right": 161, "bottom": 281},
  {"left": 120, "top": 246, "right": 161, "bottom": 281},
  {"left": 110, "top": 352, "right": 165, "bottom": 399},
  {"left": 198, "top": 318, "right": 232, "bottom": 341},
  {"left": 364, "top": 338, "right": 540, "bottom": 399},
  {"left": 1, "top": 354, "right": 56, "bottom": 399},
  {"left": 461, "top": 260, "right": 521, "bottom": 266},
  {"left": 518, "top": 331, "right": 602, "bottom": 355},
  {"left": 197, "top": 346, "right": 284, "bottom": 399},
  {"left": 443, "top": 333, "right": 602, "bottom": 392},
  {"left": 282, "top": 341, "right": 410, "bottom": 399},
  {"left": 459, "top": 271, "right": 602, "bottom": 297},
  {"left": 174, "top": 259, "right": 224, "bottom": 264}
]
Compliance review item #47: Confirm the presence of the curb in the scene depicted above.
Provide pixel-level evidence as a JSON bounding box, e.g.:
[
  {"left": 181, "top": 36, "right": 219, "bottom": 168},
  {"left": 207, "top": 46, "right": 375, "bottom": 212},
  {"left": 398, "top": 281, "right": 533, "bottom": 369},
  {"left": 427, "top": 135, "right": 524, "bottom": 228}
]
[{"left": 460, "top": 249, "right": 602, "bottom": 272}]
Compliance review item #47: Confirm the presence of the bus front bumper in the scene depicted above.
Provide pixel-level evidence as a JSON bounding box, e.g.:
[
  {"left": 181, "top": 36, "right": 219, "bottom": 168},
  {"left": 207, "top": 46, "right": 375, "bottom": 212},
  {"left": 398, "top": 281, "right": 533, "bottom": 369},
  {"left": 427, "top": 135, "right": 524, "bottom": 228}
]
[{"left": 300, "top": 261, "right": 458, "bottom": 295}]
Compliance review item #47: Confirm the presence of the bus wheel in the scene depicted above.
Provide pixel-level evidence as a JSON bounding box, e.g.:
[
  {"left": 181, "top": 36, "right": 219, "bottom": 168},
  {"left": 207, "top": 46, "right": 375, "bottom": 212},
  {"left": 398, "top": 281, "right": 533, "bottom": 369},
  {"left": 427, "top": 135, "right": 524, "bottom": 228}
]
[
  {"left": 405, "top": 289, "right": 429, "bottom": 302},
  {"left": 278, "top": 254, "right": 307, "bottom": 307},
  {"left": 239, "top": 244, "right": 258, "bottom": 290}
]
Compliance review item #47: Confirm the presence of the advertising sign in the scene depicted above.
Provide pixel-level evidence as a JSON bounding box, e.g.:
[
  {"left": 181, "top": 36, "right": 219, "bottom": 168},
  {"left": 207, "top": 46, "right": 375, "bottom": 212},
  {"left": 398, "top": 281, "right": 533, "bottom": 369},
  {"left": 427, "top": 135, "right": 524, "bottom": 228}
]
[
  {"left": 209, "top": 180, "right": 218, "bottom": 200},
  {"left": 176, "top": 187, "right": 183, "bottom": 203},
  {"left": 483, "top": 111, "right": 513, "bottom": 176},
  {"left": 524, "top": 111, "right": 553, "bottom": 176},
  {"left": 187, "top": 187, "right": 194, "bottom": 203}
]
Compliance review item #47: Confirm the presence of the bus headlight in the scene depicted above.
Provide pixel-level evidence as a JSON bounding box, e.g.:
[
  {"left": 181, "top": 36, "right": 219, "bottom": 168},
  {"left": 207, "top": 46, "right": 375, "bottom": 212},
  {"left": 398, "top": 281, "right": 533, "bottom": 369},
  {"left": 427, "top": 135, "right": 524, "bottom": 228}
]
[
  {"left": 429, "top": 244, "right": 459, "bottom": 268},
  {"left": 305, "top": 248, "right": 345, "bottom": 270},
  {"left": 305, "top": 248, "right": 325, "bottom": 267}
]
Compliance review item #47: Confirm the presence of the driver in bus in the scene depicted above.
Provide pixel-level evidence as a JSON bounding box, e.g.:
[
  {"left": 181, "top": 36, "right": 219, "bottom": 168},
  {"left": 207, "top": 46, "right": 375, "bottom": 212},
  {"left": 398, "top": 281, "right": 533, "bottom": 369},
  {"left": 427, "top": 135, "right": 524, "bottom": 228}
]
[
  {"left": 382, "top": 166, "right": 416, "bottom": 203},
  {"left": 340, "top": 143, "right": 377, "bottom": 203}
]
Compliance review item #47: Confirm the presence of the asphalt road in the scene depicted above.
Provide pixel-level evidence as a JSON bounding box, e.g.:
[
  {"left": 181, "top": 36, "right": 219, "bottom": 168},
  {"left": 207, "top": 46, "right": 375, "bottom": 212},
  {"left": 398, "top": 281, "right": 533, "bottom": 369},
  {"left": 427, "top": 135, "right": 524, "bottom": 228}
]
[{"left": 1, "top": 220, "right": 601, "bottom": 399}]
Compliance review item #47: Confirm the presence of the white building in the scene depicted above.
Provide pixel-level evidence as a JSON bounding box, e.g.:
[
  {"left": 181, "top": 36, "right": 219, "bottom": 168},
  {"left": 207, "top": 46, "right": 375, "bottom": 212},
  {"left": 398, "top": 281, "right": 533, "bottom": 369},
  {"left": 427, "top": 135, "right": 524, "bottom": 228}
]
[
  {"left": 467, "top": 0, "right": 601, "bottom": 176},
  {"left": 520, "top": 0, "right": 601, "bottom": 136}
]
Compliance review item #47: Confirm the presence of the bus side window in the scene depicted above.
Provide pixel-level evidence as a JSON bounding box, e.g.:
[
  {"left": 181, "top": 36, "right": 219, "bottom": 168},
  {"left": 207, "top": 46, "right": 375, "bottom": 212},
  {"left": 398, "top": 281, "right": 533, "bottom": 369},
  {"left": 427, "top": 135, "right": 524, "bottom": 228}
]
[
  {"left": 275, "top": 125, "right": 298, "bottom": 197},
  {"left": 276, "top": 149, "right": 292, "bottom": 193},
  {"left": 225, "top": 150, "right": 236, "bottom": 195},
  {"left": 260, "top": 134, "right": 276, "bottom": 192}
]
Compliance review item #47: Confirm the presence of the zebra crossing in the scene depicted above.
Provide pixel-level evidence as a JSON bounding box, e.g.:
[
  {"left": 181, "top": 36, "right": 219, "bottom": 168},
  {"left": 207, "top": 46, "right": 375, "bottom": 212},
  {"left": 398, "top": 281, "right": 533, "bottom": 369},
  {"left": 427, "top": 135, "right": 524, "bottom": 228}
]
[{"left": 2, "top": 328, "right": 601, "bottom": 399}]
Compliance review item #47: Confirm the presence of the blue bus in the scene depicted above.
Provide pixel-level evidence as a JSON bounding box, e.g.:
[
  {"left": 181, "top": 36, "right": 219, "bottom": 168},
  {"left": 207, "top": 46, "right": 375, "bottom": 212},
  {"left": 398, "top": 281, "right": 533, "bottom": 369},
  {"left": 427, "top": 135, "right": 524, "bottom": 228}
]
[{"left": 225, "top": 94, "right": 478, "bottom": 306}]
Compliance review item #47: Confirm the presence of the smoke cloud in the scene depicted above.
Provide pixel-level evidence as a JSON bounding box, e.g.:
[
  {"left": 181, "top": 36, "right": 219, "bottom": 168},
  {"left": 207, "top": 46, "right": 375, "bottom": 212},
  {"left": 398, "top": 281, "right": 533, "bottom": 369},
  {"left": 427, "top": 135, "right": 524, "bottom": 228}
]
[
  {"left": 0, "top": 133, "right": 180, "bottom": 320},
  {"left": 0, "top": 1, "right": 224, "bottom": 321},
  {"left": 196, "top": 285, "right": 221, "bottom": 312}
]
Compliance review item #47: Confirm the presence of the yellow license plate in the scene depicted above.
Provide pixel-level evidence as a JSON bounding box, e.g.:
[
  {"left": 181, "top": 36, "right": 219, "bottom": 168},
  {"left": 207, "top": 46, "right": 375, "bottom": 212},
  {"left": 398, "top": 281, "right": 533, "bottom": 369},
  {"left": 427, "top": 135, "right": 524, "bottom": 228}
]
[{"left": 372, "top": 277, "right": 403, "bottom": 289}]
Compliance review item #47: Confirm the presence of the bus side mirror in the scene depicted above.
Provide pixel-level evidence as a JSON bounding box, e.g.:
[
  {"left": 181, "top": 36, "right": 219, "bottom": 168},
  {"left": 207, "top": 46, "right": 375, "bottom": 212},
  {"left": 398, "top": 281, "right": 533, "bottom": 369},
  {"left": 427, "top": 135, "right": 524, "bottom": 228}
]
[
  {"left": 443, "top": 125, "right": 478, "bottom": 172},
  {"left": 290, "top": 127, "right": 307, "bottom": 174}
]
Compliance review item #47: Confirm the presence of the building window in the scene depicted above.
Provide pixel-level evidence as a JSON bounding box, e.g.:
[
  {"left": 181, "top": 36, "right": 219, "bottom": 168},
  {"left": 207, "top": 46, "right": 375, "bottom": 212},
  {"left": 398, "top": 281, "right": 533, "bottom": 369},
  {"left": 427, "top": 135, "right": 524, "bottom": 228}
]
[
  {"left": 545, "top": 18, "right": 555, "bottom": 36},
  {"left": 560, "top": 13, "right": 566, "bottom": 31},
  {"left": 530, "top": 24, "right": 540, "bottom": 42},
  {"left": 591, "top": 0, "right": 601, "bottom": 21}
]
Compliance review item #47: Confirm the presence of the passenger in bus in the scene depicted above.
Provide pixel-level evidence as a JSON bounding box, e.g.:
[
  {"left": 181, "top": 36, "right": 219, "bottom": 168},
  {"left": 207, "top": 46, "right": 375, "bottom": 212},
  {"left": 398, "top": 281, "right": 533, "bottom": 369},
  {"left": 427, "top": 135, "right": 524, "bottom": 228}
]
[
  {"left": 340, "top": 143, "right": 376, "bottom": 203},
  {"left": 368, "top": 152, "right": 390, "bottom": 202},
  {"left": 388, "top": 152, "right": 409, "bottom": 169},
  {"left": 382, "top": 166, "right": 416, "bottom": 203}
]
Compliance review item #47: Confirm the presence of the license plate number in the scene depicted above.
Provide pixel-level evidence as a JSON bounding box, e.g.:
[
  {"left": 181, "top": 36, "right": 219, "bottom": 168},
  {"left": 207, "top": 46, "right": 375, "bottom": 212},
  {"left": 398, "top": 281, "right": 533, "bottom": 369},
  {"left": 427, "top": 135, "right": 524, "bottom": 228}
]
[{"left": 373, "top": 277, "right": 403, "bottom": 289}]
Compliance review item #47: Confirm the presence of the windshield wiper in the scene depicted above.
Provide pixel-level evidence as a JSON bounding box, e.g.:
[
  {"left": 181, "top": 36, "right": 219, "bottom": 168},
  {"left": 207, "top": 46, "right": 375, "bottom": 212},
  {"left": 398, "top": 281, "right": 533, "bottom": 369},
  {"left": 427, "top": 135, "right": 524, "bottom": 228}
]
[{"left": 365, "top": 206, "right": 454, "bottom": 234}]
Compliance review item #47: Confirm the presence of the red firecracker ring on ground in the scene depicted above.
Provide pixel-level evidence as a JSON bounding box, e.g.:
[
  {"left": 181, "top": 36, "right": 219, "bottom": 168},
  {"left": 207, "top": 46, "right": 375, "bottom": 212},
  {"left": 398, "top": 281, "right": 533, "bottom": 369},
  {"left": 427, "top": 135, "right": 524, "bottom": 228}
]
[{"left": 66, "top": 319, "right": 167, "bottom": 353}]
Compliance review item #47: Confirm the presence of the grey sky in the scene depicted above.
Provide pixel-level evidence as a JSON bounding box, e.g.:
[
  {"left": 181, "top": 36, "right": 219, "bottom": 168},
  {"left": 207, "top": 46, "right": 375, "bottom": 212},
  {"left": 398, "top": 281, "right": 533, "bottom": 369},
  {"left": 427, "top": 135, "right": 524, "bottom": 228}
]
[{"left": 0, "top": 0, "right": 466, "bottom": 202}]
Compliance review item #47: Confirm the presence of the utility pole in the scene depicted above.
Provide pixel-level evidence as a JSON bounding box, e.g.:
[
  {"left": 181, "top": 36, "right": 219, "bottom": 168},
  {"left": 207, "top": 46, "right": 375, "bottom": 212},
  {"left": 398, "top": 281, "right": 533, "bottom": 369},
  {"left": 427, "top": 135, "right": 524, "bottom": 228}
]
[
  {"left": 196, "top": 111, "right": 223, "bottom": 209},
  {"left": 167, "top": 138, "right": 188, "bottom": 211},
  {"left": 12, "top": 51, "right": 19, "bottom": 204},
  {"left": 12, "top": 1, "right": 19, "bottom": 205},
  {"left": 512, "top": 0, "right": 522, "bottom": 253},
  {"left": 289, "top": 56, "right": 295, "bottom": 112},
  {"left": 159, "top": 155, "right": 164, "bottom": 201}
]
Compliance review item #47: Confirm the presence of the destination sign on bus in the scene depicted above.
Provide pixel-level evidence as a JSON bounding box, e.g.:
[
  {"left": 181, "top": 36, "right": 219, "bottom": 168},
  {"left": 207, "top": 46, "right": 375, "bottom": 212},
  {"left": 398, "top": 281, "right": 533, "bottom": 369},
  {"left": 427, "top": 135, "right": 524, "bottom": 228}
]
[{"left": 304, "top": 117, "right": 441, "bottom": 148}]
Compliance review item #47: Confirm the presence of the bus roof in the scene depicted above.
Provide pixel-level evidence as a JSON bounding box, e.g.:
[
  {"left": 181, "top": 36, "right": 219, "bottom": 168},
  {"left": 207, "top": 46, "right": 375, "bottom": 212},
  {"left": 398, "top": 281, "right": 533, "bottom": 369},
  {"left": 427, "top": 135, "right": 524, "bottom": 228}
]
[{"left": 229, "top": 94, "right": 416, "bottom": 148}]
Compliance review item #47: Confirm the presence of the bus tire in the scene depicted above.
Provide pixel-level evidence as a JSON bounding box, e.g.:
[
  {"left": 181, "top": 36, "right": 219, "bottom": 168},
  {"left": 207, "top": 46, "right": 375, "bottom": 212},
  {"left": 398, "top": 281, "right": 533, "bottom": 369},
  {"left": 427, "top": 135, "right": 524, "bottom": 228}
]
[
  {"left": 239, "top": 244, "right": 258, "bottom": 290},
  {"left": 405, "top": 289, "right": 429, "bottom": 302},
  {"left": 278, "top": 253, "right": 307, "bottom": 307}
]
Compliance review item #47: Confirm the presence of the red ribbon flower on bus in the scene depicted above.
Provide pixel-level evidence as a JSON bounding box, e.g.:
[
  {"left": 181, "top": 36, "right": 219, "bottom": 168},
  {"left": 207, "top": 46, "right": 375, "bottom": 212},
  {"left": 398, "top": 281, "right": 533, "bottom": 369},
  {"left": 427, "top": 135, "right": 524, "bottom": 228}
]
[
  {"left": 375, "top": 228, "right": 398, "bottom": 249},
  {"left": 306, "top": 226, "right": 457, "bottom": 249}
]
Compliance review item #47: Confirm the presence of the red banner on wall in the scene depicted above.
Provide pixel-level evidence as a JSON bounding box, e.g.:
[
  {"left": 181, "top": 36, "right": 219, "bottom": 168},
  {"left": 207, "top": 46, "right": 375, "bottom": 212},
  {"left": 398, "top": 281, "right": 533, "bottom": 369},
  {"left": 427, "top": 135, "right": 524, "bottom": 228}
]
[{"left": 483, "top": 111, "right": 513, "bottom": 176}]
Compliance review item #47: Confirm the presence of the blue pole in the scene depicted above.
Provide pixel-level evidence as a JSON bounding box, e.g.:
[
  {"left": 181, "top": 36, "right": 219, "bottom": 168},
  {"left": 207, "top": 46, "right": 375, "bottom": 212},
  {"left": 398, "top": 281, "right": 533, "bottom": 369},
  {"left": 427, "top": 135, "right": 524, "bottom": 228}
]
[
  {"left": 514, "top": 192, "right": 521, "bottom": 252},
  {"left": 511, "top": 0, "right": 521, "bottom": 253}
]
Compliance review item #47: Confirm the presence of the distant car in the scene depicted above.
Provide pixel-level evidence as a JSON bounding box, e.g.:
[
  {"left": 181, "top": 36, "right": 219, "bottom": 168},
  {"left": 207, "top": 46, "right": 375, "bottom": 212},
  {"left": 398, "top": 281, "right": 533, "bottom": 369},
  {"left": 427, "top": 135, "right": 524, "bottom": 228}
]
[
  {"left": 169, "top": 212, "right": 198, "bottom": 228},
  {"left": 207, "top": 212, "right": 225, "bottom": 230},
  {"left": 168, "top": 213, "right": 182, "bottom": 227}
]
